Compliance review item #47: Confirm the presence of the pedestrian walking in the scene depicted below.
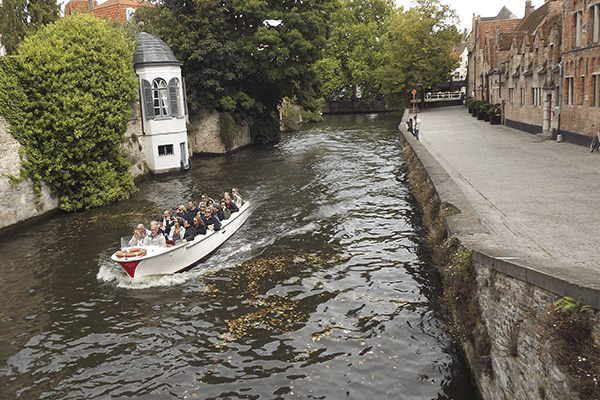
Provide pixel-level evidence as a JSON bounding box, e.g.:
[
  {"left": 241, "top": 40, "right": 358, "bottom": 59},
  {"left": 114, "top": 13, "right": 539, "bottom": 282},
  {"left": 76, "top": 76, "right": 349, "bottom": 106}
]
[
  {"left": 413, "top": 115, "right": 420, "bottom": 141},
  {"left": 406, "top": 117, "right": 413, "bottom": 134},
  {"left": 591, "top": 124, "right": 600, "bottom": 153}
]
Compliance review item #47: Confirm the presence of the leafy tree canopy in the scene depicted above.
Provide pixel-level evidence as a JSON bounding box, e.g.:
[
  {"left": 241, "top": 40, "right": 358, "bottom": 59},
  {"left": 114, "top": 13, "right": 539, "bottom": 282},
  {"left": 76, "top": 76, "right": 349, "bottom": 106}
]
[
  {"left": 136, "top": 0, "right": 335, "bottom": 143},
  {"left": 0, "top": 15, "right": 138, "bottom": 211},
  {"left": 378, "top": 0, "right": 462, "bottom": 103},
  {"left": 316, "top": 0, "right": 394, "bottom": 102},
  {"left": 0, "top": 0, "right": 59, "bottom": 54}
]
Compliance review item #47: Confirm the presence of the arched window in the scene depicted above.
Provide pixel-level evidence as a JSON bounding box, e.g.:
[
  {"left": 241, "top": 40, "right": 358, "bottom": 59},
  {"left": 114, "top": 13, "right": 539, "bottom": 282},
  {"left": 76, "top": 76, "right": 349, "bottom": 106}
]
[{"left": 152, "top": 78, "right": 169, "bottom": 117}]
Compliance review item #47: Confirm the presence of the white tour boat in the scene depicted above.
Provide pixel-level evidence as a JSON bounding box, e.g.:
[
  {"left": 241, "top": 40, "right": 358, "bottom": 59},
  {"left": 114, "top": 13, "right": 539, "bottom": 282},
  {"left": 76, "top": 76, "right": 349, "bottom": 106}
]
[{"left": 111, "top": 202, "right": 250, "bottom": 279}]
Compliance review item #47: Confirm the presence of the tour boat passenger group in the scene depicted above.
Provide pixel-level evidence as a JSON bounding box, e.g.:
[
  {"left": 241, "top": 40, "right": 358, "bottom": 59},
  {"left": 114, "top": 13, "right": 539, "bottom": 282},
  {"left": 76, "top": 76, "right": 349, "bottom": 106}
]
[{"left": 111, "top": 188, "right": 249, "bottom": 279}]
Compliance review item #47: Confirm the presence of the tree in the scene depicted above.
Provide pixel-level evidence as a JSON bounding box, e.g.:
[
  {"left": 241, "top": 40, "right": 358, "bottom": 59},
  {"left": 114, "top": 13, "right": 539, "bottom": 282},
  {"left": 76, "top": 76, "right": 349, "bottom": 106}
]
[
  {"left": 316, "top": 0, "right": 394, "bottom": 102},
  {"left": 378, "top": 0, "right": 462, "bottom": 103},
  {"left": 0, "top": 0, "right": 59, "bottom": 54},
  {"left": 136, "top": 0, "right": 334, "bottom": 144},
  {"left": 0, "top": 15, "right": 138, "bottom": 211}
]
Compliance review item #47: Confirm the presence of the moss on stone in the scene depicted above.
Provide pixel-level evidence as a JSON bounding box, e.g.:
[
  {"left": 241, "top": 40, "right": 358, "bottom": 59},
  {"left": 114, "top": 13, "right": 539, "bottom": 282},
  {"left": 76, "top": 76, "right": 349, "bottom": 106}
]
[
  {"left": 401, "top": 139, "right": 493, "bottom": 378},
  {"left": 219, "top": 111, "right": 236, "bottom": 151}
]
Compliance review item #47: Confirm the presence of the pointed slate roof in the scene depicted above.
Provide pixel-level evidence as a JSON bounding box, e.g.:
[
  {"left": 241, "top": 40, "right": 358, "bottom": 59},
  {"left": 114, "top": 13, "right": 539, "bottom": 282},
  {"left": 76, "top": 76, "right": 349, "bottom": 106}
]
[
  {"left": 481, "top": 6, "right": 518, "bottom": 21},
  {"left": 133, "top": 32, "right": 182, "bottom": 67}
]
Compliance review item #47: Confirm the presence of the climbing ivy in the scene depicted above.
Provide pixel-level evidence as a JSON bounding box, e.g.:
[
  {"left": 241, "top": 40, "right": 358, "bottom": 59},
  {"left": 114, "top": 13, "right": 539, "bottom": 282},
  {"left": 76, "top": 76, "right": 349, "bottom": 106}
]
[{"left": 0, "top": 15, "right": 138, "bottom": 211}]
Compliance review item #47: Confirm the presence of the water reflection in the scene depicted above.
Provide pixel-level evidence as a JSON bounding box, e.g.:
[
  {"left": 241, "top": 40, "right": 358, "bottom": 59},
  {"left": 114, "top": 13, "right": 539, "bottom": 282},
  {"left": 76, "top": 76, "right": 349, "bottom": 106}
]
[{"left": 0, "top": 112, "right": 476, "bottom": 399}]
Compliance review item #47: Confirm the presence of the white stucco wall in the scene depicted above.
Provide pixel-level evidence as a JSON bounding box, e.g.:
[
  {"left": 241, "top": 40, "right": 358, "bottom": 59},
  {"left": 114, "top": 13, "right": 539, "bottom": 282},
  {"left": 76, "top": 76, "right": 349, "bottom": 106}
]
[{"left": 135, "top": 64, "right": 189, "bottom": 173}]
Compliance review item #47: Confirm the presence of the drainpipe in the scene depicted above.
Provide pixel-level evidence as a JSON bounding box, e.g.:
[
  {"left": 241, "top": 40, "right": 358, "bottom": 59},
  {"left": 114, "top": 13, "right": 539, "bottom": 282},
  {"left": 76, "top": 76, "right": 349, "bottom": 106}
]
[{"left": 556, "top": 61, "right": 563, "bottom": 142}]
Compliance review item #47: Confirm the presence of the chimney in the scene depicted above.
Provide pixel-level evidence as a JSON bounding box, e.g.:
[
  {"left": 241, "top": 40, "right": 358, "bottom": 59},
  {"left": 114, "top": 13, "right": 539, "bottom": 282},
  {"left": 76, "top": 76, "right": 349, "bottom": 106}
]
[{"left": 524, "top": 0, "right": 534, "bottom": 18}]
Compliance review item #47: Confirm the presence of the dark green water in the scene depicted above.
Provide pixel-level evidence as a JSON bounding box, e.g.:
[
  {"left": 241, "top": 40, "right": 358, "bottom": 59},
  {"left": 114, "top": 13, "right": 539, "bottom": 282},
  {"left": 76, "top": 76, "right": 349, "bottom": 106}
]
[{"left": 0, "top": 113, "right": 476, "bottom": 399}]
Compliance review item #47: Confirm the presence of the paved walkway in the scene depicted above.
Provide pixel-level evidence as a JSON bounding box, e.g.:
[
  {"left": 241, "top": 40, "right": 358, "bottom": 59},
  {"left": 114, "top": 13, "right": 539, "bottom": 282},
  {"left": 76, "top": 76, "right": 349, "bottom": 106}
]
[{"left": 409, "top": 106, "right": 600, "bottom": 278}]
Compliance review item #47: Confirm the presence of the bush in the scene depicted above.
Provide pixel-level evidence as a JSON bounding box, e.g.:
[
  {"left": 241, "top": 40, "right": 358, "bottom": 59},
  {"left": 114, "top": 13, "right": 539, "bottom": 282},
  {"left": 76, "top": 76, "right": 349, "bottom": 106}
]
[
  {"left": 479, "top": 102, "right": 492, "bottom": 116},
  {"left": 219, "top": 112, "right": 236, "bottom": 151},
  {"left": 1, "top": 15, "right": 137, "bottom": 211}
]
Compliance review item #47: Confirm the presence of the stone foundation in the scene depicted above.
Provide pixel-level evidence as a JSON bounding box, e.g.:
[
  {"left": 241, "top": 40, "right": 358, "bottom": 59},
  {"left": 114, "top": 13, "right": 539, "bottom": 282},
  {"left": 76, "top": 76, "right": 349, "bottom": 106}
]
[
  {"left": 398, "top": 119, "right": 600, "bottom": 400},
  {"left": 0, "top": 117, "right": 59, "bottom": 231},
  {"left": 187, "top": 108, "right": 252, "bottom": 154}
]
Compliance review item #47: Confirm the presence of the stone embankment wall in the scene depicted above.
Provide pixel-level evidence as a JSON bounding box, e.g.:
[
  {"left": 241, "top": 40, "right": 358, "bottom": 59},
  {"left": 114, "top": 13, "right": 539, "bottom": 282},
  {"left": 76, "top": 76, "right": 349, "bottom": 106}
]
[
  {"left": 322, "top": 100, "right": 400, "bottom": 114},
  {"left": 398, "top": 115, "right": 600, "bottom": 400},
  {"left": 123, "top": 102, "right": 148, "bottom": 178},
  {"left": 0, "top": 117, "right": 59, "bottom": 230},
  {"left": 187, "top": 108, "right": 251, "bottom": 154}
]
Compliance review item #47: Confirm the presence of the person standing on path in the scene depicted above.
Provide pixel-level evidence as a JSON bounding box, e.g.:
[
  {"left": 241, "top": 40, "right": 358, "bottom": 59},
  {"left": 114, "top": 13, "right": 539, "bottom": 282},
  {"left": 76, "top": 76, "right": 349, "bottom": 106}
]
[
  {"left": 591, "top": 124, "right": 600, "bottom": 153},
  {"left": 413, "top": 115, "right": 420, "bottom": 141}
]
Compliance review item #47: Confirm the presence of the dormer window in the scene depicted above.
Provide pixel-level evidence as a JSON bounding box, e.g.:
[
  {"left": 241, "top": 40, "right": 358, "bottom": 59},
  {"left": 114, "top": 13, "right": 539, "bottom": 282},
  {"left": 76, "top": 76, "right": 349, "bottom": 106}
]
[{"left": 152, "top": 78, "right": 169, "bottom": 117}]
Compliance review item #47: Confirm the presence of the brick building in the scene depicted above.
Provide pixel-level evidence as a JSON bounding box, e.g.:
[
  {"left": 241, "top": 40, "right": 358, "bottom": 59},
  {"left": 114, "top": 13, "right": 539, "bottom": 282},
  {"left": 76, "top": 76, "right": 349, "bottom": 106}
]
[
  {"left": 467, "top": 6, "right": 521, "bottom": 100},
  {"left": 560, "top": 0, "right": 600, "bottom": 142},
  {"left": 468, "top": 0, "right": 600, "bottom": 142},
  {"left": 64, "top": 0, "right": 145, "bottom": 24}
]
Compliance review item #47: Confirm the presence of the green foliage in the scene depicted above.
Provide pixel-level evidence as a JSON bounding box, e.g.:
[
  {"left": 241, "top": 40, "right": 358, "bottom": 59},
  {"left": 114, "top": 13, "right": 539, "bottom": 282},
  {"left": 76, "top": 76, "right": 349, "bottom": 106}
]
[
  {"left": 219, "top": 112, "right": 236, "bottom": 151},
  {"left": 136, "top": 0, "right": 334, "bottom": 144},
  {"left": 378, "top": 0, "right": 462, "bottom": 103},
  {"left": 554, "top": 297, "right": 593, "bottom": 314},
  {"left": 317, "top": 0, "right": 393, "bottom": 102},
  {"left": 1, "top": 15, "right": 137, "bottom": 211},
  {"left": 0, "top": 0, "right": 59, "bottom": 54}
]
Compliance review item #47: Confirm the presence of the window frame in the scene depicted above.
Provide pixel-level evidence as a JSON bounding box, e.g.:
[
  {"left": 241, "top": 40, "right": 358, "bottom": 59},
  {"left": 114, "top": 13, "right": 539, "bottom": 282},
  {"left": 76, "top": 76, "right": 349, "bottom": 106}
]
[
  {"left": 158, "top": 144, "right": 174, "bottom": 156},
  {"left": 152, "top": 78, "right": 169, "bottom": 118},
  {"left": 575, "top": 11, "right": 583, "bottom": 47},
  {"left": 592, "top": 4, "right": 600, "bottom": 44},
  {"left": 566, "top": 77, "right": 574, "bottom": 106}
]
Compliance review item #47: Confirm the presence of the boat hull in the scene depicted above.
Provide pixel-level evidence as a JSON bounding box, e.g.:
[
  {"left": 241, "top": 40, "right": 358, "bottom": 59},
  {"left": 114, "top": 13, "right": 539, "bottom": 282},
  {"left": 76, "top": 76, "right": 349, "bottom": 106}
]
[{"left": 111, "top": 203, "right": 250, "bottom": 279}]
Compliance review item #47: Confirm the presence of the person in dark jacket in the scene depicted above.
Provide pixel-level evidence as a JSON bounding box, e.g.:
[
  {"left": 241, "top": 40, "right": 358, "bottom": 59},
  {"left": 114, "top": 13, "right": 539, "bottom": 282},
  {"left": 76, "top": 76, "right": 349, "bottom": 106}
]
[
  {"left": 216, "top": 201, "right": 231, "bottom": 221},
  {"left": 161, "top": 209, "right": 174, "bottom": 237},
  {"left": 192, "top": 217, "right": 207, "bottom": 236},
  {"left": 224, "top": 198, "right": 239, "bottom": 213},
  {"left": 184, "top": 201, "right": 198, "bottom": 225},
  {"left": 182, "top": 220, "right": 195, "bottom": 242},
  {"left": 202, "top": 209, "right": 221, "bottom": 231}
]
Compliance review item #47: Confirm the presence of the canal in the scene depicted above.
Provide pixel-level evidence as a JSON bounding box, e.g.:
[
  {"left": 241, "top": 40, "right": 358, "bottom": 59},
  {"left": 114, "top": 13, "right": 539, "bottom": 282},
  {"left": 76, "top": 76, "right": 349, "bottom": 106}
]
[{"left": 0, "top": 113, "right": 476, "bottom": 399}]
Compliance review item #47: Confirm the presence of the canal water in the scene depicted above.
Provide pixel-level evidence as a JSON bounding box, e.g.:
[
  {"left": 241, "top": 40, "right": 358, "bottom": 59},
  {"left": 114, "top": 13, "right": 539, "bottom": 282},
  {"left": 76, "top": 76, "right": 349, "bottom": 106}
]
[{"left": 0, "top": 113, "right": 476, "bottom": 399}]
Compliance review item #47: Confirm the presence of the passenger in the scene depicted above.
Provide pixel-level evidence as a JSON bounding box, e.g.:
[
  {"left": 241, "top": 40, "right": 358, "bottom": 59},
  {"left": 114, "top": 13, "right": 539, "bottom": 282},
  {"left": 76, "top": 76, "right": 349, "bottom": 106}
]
[
  {"left": 192, "top": 217, "right": 207, "bottom": 236},
  {"left": 202, "top": 209, "right": 222, "bottom": 231},
  {"left": 182, "top": 220, "right": 196, "bottom": 242},
  {"left": 225, "top": 197, "right": 239, "bottom": 213},
  {"left": 168, "top": 218, "right": 186, "bottom": 244},
  {"left": 143, "top": 221, "right": 166, "bottom": 247},
  {"left": 128, "top": 224, "right": 148, "bottom": 246},
  {"left": 162, "top": 209, "right": 174, "bottom": 236},
  {"left": 217, "top": 201, "right": 231, "bottom": 221},
  {"left": 232, "top": 188, "right": 244, "bottom": 206},
  {"left": 199, "top": 193, "right": 215, "bottom": 207},
  {"left": 184, "top": 200, "right": 198, "bottom": 226},
  {"left": 224, "top": 192, "right": 232, "bottom": 203}
]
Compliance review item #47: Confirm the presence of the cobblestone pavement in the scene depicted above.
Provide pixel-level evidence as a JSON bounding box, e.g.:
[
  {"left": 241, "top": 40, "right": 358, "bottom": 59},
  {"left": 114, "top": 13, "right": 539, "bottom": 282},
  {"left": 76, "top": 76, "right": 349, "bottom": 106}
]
[{"left": 408, "top": 106, "right": 600, "bottom": 274}]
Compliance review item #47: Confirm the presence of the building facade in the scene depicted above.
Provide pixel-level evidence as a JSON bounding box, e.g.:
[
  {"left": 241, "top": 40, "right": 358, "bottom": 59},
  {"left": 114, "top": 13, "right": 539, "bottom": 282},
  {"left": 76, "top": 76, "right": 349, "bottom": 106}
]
[
  {"left": 468, "top": 0, "right": 600, "bottom": 142},
  {"left": 133, "top": 32, "right": 190, "bottom": 173},
  {"left": 64, "top": 0, "right": 144, "bottom": 23},
  {"left": 560, "top": 0, "right": 600, "bottom": 142}
]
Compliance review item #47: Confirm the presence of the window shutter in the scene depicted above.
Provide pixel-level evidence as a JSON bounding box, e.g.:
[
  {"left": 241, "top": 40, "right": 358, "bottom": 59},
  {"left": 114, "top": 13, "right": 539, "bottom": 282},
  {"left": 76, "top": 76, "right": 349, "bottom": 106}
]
[
  {"left": 142, "top": 79, "right": 154, "bottom": 120},
  {"left": 168, "top": 78, "right": 179, "bottom": 117},
  {"left": 182, "top": 77, "right": 189, "bottom": 116}
]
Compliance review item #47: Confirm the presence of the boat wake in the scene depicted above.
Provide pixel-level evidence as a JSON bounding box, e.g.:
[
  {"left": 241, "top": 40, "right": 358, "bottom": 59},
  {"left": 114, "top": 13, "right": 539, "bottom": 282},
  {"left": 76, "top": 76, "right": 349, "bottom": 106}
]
[{"left": 96, "top": 262, "right": 204, "bottom": 289}]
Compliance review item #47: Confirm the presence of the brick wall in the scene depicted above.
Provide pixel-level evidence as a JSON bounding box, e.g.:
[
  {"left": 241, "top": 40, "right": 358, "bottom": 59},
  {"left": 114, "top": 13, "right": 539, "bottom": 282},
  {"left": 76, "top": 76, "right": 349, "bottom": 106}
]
[{"left": 560, "top": 0, "right": 600, "bottom": 138}]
